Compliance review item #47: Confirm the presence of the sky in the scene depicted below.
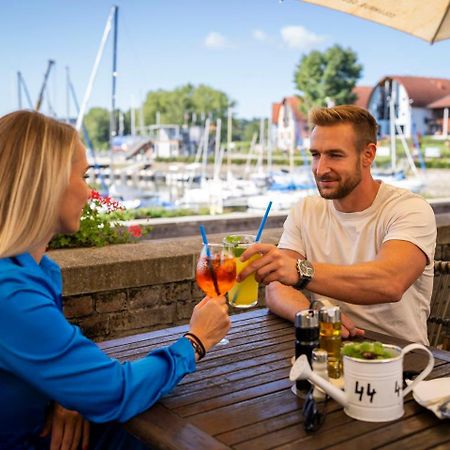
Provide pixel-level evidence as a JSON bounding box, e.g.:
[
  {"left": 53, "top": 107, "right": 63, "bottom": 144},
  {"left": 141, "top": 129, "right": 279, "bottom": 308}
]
[{"left": 2, "top": 0, "right": 450, "bottom": 120}]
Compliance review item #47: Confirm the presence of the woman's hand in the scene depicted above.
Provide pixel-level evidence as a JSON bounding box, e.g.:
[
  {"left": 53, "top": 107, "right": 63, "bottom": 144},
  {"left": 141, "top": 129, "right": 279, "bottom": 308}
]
[
  {"left": 40, "top": 402, "right": 90, "bottom": 450},
  {"left": 189, "top": 296, "right": 231, "bottom": 352}
]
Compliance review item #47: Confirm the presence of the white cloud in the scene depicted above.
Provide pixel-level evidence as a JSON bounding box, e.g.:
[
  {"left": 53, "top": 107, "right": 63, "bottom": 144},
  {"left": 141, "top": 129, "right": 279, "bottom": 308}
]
[
  {"left": 252, "top": 29, "right": 268, "bottom": 41},
  {"left": 280, "top": 25, "right": 325, "bottom": 50},
  {"left": 204, "top": 32, "right": 229, "bottom": 49}
]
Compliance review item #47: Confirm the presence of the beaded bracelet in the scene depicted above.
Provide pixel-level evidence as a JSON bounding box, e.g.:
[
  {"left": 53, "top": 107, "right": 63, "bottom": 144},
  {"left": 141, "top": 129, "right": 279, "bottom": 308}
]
[{"left": 184, "top": 332, "right": 206, "bottom": 360}]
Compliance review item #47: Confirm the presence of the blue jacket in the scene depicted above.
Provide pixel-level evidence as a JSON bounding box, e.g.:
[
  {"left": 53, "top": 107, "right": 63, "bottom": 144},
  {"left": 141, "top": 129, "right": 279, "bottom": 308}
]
[{"left": 0, "top": 253, "right": 195, "bottom": 447}]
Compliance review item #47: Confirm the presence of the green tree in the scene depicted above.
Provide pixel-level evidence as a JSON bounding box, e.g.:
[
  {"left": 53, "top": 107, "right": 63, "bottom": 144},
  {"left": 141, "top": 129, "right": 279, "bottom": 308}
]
[
  {"left": 294, "top": 44, "right": 363, "bottom": 114},
  {"left": 233, "top": 118, "right": 261, "bottom": 143},
  {"left": 83, "top": 107, "right": 110, "bottom": 151},
  {"left": 142, "top": 84, "right": 235, "bottom": 127}
]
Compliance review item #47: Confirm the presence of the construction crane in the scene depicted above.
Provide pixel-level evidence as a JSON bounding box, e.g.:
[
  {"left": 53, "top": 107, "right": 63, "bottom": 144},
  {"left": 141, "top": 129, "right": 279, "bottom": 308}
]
[{"left": 35, "top": 59, "right": 55, "bottom": 111}]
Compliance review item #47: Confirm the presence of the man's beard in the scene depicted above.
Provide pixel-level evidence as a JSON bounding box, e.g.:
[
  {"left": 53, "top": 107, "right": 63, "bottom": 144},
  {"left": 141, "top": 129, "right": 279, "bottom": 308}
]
[{"left": 315, "top": 166, "right": 362, "bottom": 200}]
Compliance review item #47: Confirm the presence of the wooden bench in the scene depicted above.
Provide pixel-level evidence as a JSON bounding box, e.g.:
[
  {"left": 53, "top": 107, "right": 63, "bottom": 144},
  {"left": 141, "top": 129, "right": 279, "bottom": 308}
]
[{"left": 428, "top": 260, "right": 450, "bottom": 349}]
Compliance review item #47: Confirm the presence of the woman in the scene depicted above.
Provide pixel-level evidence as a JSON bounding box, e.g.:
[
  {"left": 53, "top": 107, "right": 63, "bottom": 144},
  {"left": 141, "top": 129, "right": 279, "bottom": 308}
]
[{"left": 0, "top": 110, "right": 230, "bottom": 449}]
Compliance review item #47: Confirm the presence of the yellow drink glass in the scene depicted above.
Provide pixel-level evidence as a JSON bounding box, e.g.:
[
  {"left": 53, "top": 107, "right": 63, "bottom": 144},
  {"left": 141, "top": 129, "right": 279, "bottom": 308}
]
[{"left": 223, "top": 234, "right": 260, "bottom": 308}]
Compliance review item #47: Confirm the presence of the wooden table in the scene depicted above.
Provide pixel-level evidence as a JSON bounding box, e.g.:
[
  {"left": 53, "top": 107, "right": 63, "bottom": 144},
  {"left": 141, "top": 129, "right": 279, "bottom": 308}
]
[{"left": 99, "top": 309, "right": 450, "bottom": 449}]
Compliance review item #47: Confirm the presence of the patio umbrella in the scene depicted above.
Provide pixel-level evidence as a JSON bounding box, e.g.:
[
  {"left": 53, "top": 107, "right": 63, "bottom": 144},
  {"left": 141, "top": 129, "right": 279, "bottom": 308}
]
[{"left": 301, "top": 0, "right": 450, "bottom": 44}]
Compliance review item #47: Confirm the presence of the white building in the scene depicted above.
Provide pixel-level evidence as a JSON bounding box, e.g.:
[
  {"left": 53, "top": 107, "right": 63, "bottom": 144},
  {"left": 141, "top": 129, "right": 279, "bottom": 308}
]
[
  {"left": 367, "top": 76, "right": 450, "bottom": 137},
  {"left": 271, "top": 96, "right": 308, "bottom": 150}
]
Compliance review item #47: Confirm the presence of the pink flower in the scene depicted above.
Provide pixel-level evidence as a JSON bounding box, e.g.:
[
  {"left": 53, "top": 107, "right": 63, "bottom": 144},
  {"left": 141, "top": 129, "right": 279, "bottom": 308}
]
[
  {"left": 128, "top": 224, "right": 143, "bottom": 238},
  {"left": 89, "top": 189, "right": 124, "bottom": 212}
]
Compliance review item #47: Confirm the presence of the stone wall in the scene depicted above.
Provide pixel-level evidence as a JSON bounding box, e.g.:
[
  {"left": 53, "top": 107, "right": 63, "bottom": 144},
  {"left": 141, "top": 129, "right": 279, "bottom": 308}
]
[
  {"left": 51, "top": 229, "right": 280, "bottom": 342},
  {"left": 50, "top": 222, "right": 450, "bottom": 343}
]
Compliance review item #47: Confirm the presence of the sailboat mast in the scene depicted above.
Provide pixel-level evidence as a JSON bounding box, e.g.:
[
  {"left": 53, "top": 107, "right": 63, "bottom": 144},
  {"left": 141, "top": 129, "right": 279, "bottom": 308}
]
[
  {"left": 389, "top": 83, "right": 397, "bottom": 173},
  {"left": 17, "top": 72, "right": 33, "bottom": 109},
  {"left": 35, "top": 59, "right": 55, "bottom": 112},
  {"left": 227, "top": 108, "right": 232, "bottom": 180},
  {"left": 214, "top": 118, "right": 221, "bottom": 180},
  {"left": 76, "top": 6, "right": 115, "bottom": 131},
  {"left": 258, "top": 117, "right": 265, "bottom": 174},
  {"left": 65, "top": 66, "right": 71, "bottom": 123},
  {"left": 17, "top": 72, "right": 22, "bottom": 109},
  {"left": 130, "top": 95, "right": 136, "bottom": 136},
  {"left": 110, "top": 5, "right": 119, "bottom": 150},
  {"left": 267, "top": 118, "right": 272, "bottom": 174}
]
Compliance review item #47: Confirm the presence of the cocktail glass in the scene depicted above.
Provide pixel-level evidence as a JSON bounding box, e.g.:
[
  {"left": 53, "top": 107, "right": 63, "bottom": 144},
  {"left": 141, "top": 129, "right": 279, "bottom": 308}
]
[
  {"left": 196, "top": 243, "right": 236, "bottom": 344},
  {"left": 223, "top": 234, "right": 260, "bottom": 309}
]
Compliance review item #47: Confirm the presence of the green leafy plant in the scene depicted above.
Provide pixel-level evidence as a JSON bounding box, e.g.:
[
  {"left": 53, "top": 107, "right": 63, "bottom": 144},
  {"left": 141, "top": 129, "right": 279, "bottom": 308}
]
[
  {"left": 342, "top": 341, "right": 394, "bottom": 360},
  {"left": 49, "top": 190, "right": 152, "bottom": 249}
]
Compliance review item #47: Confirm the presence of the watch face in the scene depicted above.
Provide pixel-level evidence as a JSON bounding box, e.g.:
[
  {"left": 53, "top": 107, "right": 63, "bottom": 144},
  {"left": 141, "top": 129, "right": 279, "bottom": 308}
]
[
  {"left": 300, "top": 260, "right": 314, "bottom": 278},
  {"left": 295, "top": 259, "right": 314, "bottom": 290}
]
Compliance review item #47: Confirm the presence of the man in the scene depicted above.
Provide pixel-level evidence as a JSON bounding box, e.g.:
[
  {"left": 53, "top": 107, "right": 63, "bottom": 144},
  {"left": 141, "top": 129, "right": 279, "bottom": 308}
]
[{"left": 239, "top": 105, "right": 436, "bottom": 344}]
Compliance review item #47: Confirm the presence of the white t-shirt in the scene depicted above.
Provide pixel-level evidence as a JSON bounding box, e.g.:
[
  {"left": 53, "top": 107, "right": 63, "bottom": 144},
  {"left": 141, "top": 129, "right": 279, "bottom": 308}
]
[{"left": 279, "top": 182, "right": 437, "bottom": 344}]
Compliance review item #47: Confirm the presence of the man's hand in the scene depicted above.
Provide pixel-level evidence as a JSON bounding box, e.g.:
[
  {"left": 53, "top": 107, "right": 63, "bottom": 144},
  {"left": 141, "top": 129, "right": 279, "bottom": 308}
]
[
  {"left": 40, "top": 403, "right": 90, "bottom": 450},
  {"left": 341, "top": 313, "right": 365, "bottom": 338},
  {"left": 238, "top": 243, "right": 299, "bottom": 286}
]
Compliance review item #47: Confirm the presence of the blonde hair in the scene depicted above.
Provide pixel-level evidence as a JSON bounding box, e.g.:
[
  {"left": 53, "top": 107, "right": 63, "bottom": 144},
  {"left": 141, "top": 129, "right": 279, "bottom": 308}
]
[
  {"left": 0, "top": 110, "right": 79, "bottom": 257},
  {"left": 309, "top": 105, "right": 378, "bottom": 150}
]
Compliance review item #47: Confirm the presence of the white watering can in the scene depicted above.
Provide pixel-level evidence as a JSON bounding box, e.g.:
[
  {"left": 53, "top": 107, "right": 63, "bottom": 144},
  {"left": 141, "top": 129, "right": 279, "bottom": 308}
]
[{"left": 290, "top": 343, "right": 434, "bottom": 422}]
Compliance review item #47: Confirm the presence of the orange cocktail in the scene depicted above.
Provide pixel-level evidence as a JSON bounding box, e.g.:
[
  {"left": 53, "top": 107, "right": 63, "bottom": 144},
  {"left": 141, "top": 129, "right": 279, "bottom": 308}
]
[{"left": 196, "top": 244, "right": 236, "bottom": 297}]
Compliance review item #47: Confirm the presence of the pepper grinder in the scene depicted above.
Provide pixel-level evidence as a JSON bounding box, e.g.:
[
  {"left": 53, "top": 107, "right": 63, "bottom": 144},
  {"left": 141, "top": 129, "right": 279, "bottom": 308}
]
[{"left": 294, "top": 309, "right": 320, "bottom": 396}]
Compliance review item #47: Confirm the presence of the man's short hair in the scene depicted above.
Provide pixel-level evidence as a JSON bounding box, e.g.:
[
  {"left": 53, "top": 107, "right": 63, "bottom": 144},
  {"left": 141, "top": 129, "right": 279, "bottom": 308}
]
[{"left": 309, "top": 105, "right": 378, "bottom": 151}]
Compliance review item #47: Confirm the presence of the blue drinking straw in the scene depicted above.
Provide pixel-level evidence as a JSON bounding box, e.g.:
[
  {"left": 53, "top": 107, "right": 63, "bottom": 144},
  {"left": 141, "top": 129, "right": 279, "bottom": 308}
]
[
  {"left": 199, "top": 224, "right": 211, "bottom": 258},
  {"left": 255, "top": 201, "right": 272, "bottom": 242}
]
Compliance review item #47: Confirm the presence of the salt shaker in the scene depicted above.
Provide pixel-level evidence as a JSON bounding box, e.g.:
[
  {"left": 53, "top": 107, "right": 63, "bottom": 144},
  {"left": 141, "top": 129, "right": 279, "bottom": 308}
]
[
  {"left": 319, "top": 306, "right": 342, "bottom": 379},
  {"left": 295, "top": 309, "right": 320, "bottom": 395},
  {"left": 311, "top": 348, "right": 329, "bottom": 401}
]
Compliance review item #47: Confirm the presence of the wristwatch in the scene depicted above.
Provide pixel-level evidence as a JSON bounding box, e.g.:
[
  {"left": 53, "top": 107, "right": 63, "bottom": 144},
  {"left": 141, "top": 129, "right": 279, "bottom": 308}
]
[{"left": 294, "top": 259, "right": 314, "bottom": 290}]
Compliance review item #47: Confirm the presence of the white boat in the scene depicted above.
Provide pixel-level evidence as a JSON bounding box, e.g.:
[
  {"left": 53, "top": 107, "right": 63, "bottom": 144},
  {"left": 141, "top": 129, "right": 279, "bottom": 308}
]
[
  {"left": 374, "top": 169, "right": 425, "bottom": 193},
  {"left": 247, "top": 187, "right": 317, "bottom": 211},
  {"left": 267, "top": 168, "right": 315, "bottom": 191}
]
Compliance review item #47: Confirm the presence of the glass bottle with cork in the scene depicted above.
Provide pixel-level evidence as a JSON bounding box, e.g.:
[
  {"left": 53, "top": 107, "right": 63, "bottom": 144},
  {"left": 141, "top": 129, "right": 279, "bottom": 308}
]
[{"left": 319, "top": 306, "right": 342, "bottom": 379}]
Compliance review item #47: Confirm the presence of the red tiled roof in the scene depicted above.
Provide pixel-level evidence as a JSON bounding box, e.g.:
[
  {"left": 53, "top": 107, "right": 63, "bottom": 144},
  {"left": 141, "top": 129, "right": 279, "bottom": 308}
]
[
  {"left": 428, "top": 94, "right": 450, "bottom": 109},
  {"left": 272, "top": 96, "right": 306, "bottom": 123},
  {"left": 378, "top": 76, "right": 450, "bottom": 107},
  {"left": 352, "top": 86, "right": 372, "bottom": 109},
  {"left": 272, "top": 102, "right": 281, "bottom": 124}
]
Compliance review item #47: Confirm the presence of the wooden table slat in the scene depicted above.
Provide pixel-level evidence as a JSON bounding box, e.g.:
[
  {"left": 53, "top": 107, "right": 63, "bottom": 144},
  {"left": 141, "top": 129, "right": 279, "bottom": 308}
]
[
  {"left": 175, "top": 344, "right": 293, "bottom": 388},
  {"left": 377, "top": 422, "right": 450, "bottom": 450},
  {"left": 326, "top": 407, "right": 441, "bottom": 450},
  {"left": 272, "top": 399, "right": 430, "bottom": 450},
  {"left": 189, "top": 389, "right": 303, "bottom": 435},
  {"left": 125, "top": 404, "right": 230, "bottom": 450},
  {"left": 163, "top": 362, "right": 292, "bottom": 407},
  {"left": 176, "top": 378, "right": 293, "bottom": 417},
  {"left": 164, "top": 365, "right": 289, "bottom": 408},
  {"left": 99, "top": 308, "right": 275, "bottom": 351},
  {"left": 219, "top": 400, "right": 349, "bottom": 449},
  {"left": 101, "top": 316, "right": 291, "bottom": 361}
]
